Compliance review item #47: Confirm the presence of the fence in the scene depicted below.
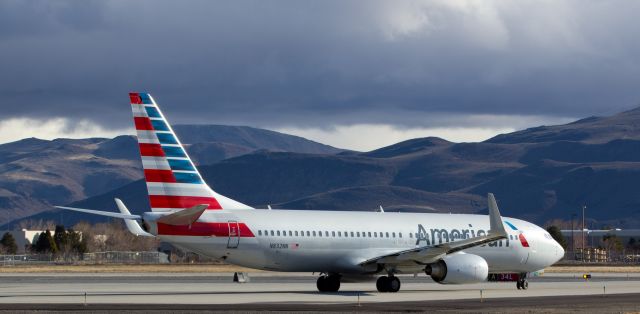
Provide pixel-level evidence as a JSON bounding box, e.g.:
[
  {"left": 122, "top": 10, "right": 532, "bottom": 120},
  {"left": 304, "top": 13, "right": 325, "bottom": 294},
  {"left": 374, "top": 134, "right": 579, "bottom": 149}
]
[
  {"left": 83, "top": 251, "right": 169, "bottom": 264},
  {"left": 0, "top": 251, "right": 169, "bottom": 266},
  {"left": 564, "top": 249, "right": 640, "bottom": 264},
  {"left": 1, "top": 254, "right": 54, "bottom": 266}
]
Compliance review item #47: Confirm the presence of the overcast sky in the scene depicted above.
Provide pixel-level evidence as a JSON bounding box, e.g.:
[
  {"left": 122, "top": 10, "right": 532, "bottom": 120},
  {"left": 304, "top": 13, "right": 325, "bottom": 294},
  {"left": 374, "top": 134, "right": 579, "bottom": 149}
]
[{"left": 1, "top": 0, "right": 639, "bottom": 150}]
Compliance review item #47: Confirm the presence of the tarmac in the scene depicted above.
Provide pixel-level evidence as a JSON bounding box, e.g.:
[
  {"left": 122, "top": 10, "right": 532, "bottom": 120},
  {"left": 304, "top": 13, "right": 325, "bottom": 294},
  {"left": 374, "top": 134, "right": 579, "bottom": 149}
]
[{"left": 0, "top": 272, "right": 639, "bottom": 312}]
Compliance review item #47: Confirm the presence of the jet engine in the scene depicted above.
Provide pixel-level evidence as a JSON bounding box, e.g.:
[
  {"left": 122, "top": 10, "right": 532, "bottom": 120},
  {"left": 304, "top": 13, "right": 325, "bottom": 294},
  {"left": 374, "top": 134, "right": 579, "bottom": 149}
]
[{"left": 425, "top": 253, "right": 489, "bottom": 284}]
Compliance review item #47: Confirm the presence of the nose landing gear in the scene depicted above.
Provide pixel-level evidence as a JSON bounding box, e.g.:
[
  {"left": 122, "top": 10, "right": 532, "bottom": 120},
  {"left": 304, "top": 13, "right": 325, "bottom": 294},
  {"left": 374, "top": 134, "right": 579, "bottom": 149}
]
[
  {"left": 376, "top": 275, "right": 401, "bottom": 293},
  {"left": 316, "top": 274, "right": 341, "bottom": 292}
]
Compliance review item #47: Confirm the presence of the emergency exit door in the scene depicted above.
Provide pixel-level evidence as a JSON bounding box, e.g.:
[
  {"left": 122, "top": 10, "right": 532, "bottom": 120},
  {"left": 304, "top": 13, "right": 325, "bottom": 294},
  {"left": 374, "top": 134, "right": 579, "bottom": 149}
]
[{"left": 227, "top": 221, "right": 240, "bottom": 249}]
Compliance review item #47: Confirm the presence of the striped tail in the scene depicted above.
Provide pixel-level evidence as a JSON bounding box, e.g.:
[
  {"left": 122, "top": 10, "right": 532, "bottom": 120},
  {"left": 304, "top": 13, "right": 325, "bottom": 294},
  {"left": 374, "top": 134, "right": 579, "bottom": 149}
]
[{"left": 129, "top": 92, "right": 253, "bottom": 211}]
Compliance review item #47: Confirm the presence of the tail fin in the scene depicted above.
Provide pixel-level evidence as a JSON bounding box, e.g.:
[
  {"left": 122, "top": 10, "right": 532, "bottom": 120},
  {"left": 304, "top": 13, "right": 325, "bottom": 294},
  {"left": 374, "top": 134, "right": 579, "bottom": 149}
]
[{"left": 129, "top": 92, "right": 252, "bottom": 211}]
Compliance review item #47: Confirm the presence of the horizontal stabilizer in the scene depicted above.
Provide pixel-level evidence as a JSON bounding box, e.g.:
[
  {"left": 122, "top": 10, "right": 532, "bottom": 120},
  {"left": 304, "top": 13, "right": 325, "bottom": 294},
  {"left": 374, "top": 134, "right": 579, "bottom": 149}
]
[
  {"left": 56, "top": 206, "right": 140, "bottom": 220},
  {"left": 156, "top": 204, "right": 208, "bottom": 226}
]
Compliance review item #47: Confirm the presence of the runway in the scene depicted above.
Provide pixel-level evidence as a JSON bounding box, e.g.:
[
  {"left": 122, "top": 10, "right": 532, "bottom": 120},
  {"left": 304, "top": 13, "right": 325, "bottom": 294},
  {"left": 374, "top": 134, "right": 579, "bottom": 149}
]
[{"left": 1, "top": 272, "right": 639, "bottom": 312}]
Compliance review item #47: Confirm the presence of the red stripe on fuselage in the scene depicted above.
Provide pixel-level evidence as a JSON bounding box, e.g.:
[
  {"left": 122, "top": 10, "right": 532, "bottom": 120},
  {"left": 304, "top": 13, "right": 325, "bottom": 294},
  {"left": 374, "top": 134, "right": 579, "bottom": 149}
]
[
  {"left": 519, "top": 233, "right": 530, "bottom": 247},
  {"left": 149, "top": 195, "right": 222, "bottom": 210},
  {"left": 144, "top": 170, "right": 176, "bottom": 183},
  {"left": 134, "top": 117, "right": 154, "bottom": 130},
  {"left": 129, "top": 93, "right": 142, "bottom": 104},
  {"left": 157, "top": 222, "right": 254, "bottom": 237},
  {"left": 139, "top": 143, "right": 165, "bottom": 157}
]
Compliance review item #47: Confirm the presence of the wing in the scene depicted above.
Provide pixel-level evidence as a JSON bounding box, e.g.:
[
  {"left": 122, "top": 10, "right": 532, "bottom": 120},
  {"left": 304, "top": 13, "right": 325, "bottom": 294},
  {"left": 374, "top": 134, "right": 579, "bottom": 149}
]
[{"left": 359, "top": 193, "right": 508, "bottom": 267}]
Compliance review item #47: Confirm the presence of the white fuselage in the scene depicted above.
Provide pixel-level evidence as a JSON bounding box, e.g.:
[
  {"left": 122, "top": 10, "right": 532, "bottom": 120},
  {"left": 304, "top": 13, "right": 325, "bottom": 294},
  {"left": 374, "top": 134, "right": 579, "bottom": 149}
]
[{"left": 145, "top": 209, "right": 564, "bottom": 275}]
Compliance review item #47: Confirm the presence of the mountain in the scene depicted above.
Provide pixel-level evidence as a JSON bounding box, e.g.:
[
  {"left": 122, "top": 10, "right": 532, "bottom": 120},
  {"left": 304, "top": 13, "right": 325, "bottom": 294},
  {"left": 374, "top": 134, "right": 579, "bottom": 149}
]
[
  {"left": 12, "top": 106, "right": 640, "bottom": 229},
  {"left": 0, "top": 125, "right": 343, "bottom": 223},
  {"left": 0, "top": 136, "right": 143, "bottom": 224},
  {"left": 173, "top": 125, "right": 343, "bottom": 164},
  {"left": 487, "top": 107, "right": 640, "bottom": 144},
  {"left": 174, "top": 125, "right": 342, "bottom": 154}
]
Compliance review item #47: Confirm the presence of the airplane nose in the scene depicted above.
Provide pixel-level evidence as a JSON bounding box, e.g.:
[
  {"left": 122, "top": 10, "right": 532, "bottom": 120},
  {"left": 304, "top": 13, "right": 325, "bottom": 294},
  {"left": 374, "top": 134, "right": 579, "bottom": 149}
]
[{"left": 555, "top": 241, "right": 565, "bottom": 262}]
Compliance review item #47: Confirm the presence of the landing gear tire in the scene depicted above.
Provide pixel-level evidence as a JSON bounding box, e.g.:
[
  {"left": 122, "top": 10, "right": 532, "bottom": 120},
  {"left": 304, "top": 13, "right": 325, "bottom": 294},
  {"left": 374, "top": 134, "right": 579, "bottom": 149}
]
[
  {"left": 376, "top": 276, "right": 401, "bottom": 293},
  {"left": 376, "top": 276, "right": 389, "bottom": 292},
  {"left": 388, "top": 276, "right": 401, "bottom": 293},
  {"left": 317, "top": 275, "right": 340, "bottom": 292},
  {"left": 516, "top": 279, "right": 528, "bottom": 290}
]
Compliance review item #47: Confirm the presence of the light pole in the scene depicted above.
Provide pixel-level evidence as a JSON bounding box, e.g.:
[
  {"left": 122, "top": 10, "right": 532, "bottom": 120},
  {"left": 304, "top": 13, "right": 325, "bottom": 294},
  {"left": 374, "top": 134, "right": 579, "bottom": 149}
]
[
  {"left": 582, "top": 205, "right": 587, "bottom": 262},
  {"left": 571, "top": 213, "right": 577, "bottom": 259}
]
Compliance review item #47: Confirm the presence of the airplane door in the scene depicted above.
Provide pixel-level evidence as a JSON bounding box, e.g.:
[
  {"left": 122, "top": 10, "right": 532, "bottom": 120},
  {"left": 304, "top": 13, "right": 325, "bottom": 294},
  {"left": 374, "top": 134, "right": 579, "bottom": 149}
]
[{"left": 227, "top": 221, "right": 240, "bottom": 249}]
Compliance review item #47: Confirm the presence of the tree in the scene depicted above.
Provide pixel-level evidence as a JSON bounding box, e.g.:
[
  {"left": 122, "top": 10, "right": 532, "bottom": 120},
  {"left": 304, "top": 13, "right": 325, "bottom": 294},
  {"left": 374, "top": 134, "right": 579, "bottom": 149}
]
[
  {"left": 54, "top": 225, "right": 69, "bottom": 254},
  {"left": 34, "top": 230, "right": 58, "bottom": 254},
  {"left": 546, "top": 226, "right": 567, "bottom": 249},
  {"left": 0, "top": 232, "right": 18, "bottom": 254},
  {"left": 602, "top": 234, "right": 624, "bottom": 253},
  {"left": 67, "top": 229, "right": 87, "bottom": 255}
]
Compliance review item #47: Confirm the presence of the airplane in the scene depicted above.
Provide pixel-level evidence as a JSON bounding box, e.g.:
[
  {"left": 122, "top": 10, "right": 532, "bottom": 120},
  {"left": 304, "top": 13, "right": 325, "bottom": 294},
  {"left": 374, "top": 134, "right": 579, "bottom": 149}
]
[{"left": 58, "top": 92, "right": 565, "bottom": 293}]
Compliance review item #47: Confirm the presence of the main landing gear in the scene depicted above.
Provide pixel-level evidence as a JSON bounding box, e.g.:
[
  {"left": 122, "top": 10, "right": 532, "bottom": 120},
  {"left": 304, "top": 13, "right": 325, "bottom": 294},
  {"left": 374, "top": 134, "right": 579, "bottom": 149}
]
[
  {"left": 516, "top": 273, "right": 528, "bottom": 290},
  {"left": 376, "top": 275, "right": 401, "bottom": 293},
  {"left": 317, "top": 274, "right": 341, "bottom": 292}
]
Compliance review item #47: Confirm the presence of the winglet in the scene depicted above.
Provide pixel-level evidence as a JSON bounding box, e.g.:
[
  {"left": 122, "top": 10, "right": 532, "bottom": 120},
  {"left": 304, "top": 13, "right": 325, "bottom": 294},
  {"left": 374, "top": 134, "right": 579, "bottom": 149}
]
[
  {"left": 487, "top": 193, "right": 507, "bottom": 236},
  {"left": 115, "top": 198, "right": 155, "bottom": 237}
]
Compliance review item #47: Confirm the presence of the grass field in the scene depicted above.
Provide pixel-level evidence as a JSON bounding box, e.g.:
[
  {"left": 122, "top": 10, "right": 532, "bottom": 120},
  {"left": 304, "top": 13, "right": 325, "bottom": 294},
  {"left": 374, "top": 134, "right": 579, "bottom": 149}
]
[{"left": 1, "top": 264, "right": 639, "bottom": 273}]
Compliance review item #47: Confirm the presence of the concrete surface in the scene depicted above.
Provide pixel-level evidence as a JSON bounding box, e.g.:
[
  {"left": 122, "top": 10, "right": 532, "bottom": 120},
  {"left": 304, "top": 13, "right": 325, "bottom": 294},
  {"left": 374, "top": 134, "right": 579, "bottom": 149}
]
[{"left": 0, "top": 272, "right": 638, "bottom": 312}]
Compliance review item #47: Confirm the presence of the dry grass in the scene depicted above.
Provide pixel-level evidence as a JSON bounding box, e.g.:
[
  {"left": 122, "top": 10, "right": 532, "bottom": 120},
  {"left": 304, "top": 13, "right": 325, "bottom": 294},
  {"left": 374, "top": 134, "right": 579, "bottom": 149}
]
[{"left": 0, "top": 264, "right": 259, "bottom": 273}]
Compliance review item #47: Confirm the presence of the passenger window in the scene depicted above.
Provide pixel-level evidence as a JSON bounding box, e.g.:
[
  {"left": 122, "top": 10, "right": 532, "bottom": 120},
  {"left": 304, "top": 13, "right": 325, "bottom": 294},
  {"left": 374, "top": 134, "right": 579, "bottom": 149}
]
[
  {"left": 386, "top": 232, "right": 389, "bottom": 238},
  {"left": 295, "top": 231, "right": 298, "bottom": 236},
  {"left": 319, "top": 231, "right": 323, "bottom": 237},
  {"left": 282, "top": 230, "right": 286, "bottom": 236},
  {"left": 368, "top": 232, "right": 372, "bottom": 237},
  {"left": 277, "top": 231, "right": 281, "bottom": 236},
  {"left": 306, "top": 231, "right": 310, "bottom": 237},
  {"left": 409, "top": 232, "right": 413, "bottom": 238},
  {"left": 374, "top": 232, "right": 378, "bottom": 237},
  {"left": 289, "top": 231, "right": 292, "bottom": 236},
  {"left": 350, "top": 232, "right": 354, "bottom": 237},
  {"left": 356, "top": 232, "right": 360, "bottom": 237},
  {"left": 270, "top": 230, "right": 274, "bottom": 236},
  {"left": 258, "top": 230, "right": 262, "bottom": 236},
  {"left": 332, "top": 231, "right": 336, "bottom": 237},
  {"left": 399, "top": 233, "right": 402, "bottom": 238},
  {"left": 325, "top": 231, "right": 329, "bottom": 237},
  {"left": 392, "top": 232, "right": 396, "bottom": 238},
  {"left": 338, "top": 231, "right": 342, "bottom": 237},
  {"left": 312, "top": 231, "right": 316, "bottom": 237}
]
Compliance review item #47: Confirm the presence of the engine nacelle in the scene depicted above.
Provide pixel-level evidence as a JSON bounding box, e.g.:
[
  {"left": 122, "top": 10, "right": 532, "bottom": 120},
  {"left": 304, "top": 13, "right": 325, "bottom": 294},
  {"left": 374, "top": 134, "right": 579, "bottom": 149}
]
[{"left": 425, "top": 253, "right": 489, "bottom": 284}]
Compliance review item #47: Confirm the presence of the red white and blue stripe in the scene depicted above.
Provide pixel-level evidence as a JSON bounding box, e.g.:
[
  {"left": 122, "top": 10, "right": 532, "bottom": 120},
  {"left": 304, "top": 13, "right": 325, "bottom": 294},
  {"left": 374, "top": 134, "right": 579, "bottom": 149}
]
[{"left": 129, "top": 92, "right": 253, "bottom": 212}]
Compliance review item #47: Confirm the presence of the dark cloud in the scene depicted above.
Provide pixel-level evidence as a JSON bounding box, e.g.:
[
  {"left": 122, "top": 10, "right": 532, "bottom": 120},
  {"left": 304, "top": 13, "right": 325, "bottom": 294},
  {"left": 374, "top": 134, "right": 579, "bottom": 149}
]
[{"left": 1, "top": 0, "right": 639, "bottom": 130}]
